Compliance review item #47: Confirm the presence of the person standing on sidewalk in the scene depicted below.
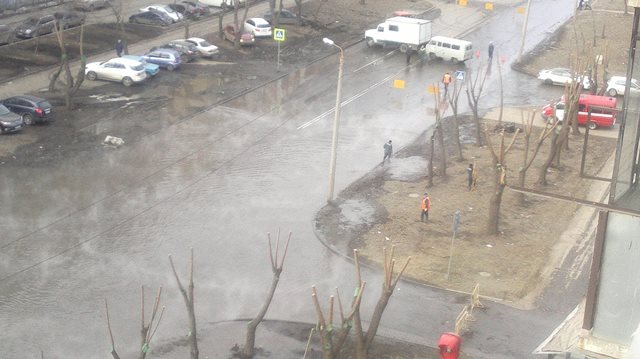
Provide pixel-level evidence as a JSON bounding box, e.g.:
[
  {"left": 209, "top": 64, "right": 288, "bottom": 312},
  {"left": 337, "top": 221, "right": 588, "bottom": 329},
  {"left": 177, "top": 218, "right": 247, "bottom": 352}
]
[
  {"left": 382, "top": 140, "right": 393, "bottom": 165},
  {"left": 488, "top": 42, "right": 494, "bottom": 60},
  {"left": 467, "top": 163, "right": 474, "bottom": 190},
  {"left": 442, "top": 72, "right": 452, "bottom": 94},
  {"left": 115, "top": 39, "right": 124, "bottom": 57},
  {"left": 421, "top": 192, "right": 431, "bottom": 222}
]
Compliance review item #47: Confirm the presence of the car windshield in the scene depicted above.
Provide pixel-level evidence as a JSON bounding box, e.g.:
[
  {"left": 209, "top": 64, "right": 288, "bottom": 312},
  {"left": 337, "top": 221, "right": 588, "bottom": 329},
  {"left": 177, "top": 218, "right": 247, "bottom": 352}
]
[
  {"left": 131, "top": 64, "right": 145, "bottom": 71},
  {"left": 24, "top": 18, "right": 38, "bottom": 25},
  {"left": 163, "top": 6, "right": 176, "bottom": 13},
  {"left": 0, "top": 104, "right": 10, "bottom": 115},
  {"left": 198, "top": 40, "right": 211, "bottom": 47}
]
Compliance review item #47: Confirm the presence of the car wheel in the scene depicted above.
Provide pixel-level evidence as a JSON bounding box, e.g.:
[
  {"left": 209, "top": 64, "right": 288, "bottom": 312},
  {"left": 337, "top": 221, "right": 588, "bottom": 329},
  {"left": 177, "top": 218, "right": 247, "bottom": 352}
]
[
  {"left": 608, "top": 88, "right": 618, "bottom": 97},
  {"left": 588, "top": 121, "right": 598, "bottom": 130},
  {"left": 544, "top": 79, "right": 553, "bottom": 85},
  {"left": 87, "top": 71, "right": 97, "bottom": 81},
  {"left": 451, "top": 57, "right": 459, "bottom": 64},
  {"left": 0, "top": 125, "right": 4, "bottom": 134},
  {"left": 180, "top": 54, "right": 188, "bottom": 63},
  {"left": 22, "top": 113, "right": 33, "bottom": 126},
  {"left": 89, "top": 4, "right": 95, "bottom": 11},
  {"left": 122, "top": 77, "right": 133, "bottom": 87},
  {"left": 167, "top": 64, "right": 175, "bottom": 71},
  {"left": 366, "top": 37, "right": 375, "bottom": 47},
  {"left": 399, "top": 44, "right": 408, "bottom": 53}
]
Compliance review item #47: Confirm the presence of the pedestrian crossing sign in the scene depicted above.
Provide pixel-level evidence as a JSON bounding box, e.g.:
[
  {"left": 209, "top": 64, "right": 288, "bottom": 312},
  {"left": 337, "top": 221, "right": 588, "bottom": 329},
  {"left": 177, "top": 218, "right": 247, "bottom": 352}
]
[
  {"left": 274, "top": 28, "right": 286, "bottom": 42},
  {"left": 455, "top": 71, "right": 465, "bottom": 80}
]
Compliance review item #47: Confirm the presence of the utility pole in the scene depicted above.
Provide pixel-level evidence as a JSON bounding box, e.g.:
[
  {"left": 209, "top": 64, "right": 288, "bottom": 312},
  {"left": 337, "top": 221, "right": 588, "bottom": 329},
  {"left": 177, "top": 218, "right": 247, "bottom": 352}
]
[
  {"left": 518, "top": 0, "right": 532, "bottom": 62},
  {"left": 323, "top": 38, "right": 344, "bottom": 203}
]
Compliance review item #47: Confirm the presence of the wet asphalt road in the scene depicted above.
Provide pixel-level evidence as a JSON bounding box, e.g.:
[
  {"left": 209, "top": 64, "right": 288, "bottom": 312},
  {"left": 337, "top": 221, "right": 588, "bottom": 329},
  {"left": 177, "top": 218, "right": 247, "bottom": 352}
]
[{"left": 0, "top": 1, "right": 580, "bottom": 358}]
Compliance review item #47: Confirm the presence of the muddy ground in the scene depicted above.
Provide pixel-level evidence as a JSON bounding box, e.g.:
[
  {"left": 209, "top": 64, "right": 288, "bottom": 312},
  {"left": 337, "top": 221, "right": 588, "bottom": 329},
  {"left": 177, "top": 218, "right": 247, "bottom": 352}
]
[{"left": 316, "top": 0, "right": 625, "bottom": 310}]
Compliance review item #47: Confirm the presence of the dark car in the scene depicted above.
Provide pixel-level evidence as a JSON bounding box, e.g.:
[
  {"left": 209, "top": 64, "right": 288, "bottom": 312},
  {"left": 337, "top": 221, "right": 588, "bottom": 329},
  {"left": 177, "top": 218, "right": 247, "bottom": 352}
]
[
  {"left": 1, "top": 95, "right": 54, "bottom": 125},
  {"left": 0, "top": 104, "right": 24, "bottom": 134},
  {"left": 222, "top": 24, "right": 255, "bottom": 46},
  {"left": 154, "top": 40, "right": 199, "bottom": 62},
  {"left": 141, "top": 49, "right": 182, "bottom": 71},
  {"left": 15, "top": 15, "right": 56, "bottom": 38},
  {"left": 54, "top": 11, "right": 86, "bottom": 29},
  {"left": 263, "top": 10, "right": 300, "bottom": 25},
  {"left": 129, "top": 11, "right": 172, "bottom": 26},
  {"left": 167, "top": 1, "right": 209, "bottom": 19},
  {"left": 73, "top": 0, "right": 111, "bottom": 11}
]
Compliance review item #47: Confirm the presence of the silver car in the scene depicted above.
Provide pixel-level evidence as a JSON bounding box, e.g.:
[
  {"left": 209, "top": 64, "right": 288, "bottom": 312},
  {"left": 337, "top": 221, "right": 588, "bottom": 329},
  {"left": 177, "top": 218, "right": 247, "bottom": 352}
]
[{"left": 73, "top": 0, "right": 111, "bottom": 11}]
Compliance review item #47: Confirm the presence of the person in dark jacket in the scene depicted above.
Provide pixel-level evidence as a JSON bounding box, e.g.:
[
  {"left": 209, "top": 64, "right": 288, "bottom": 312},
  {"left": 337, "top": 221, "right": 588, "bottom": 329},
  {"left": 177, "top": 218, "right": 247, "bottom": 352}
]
[
  {"left": 382, "top": 140, "right": 393, "bottom": 165},
  {"left": 488, "top": 42, "right": 494, "bottom": 60},
  {"left": 115, "top": 39, "right": 124, "bottom": 57}
]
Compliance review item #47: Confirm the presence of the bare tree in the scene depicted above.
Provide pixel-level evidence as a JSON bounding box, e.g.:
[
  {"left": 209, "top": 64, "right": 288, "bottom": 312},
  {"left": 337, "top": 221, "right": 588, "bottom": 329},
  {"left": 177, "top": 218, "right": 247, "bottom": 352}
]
[
  {"left": 104, "top": 287, "right": 165, "bottom": 359},
  {"left": 433, "top": 88, "right": 447, "bottom": 177},
  {"left": 465, "top": 65, "right": 489, "bottom": 146},
  {"left": 352, "top": 248, "right": 410, "bottom": 359},
  {"left": 311, "top": 248, "right": 410, "bottom": 359},
  {"left": 485, "top": 127, "right": 519, "bottom": 235},
  {"left": 537, "top": 81, "right": 581, "bottom": 185},
  {"left": 169, "top": 249, "right": 199, "bottom": 359},
  {"left": 107, "top": 0, "right": 128, "bottom": 54},
  {"left": 446, "top": 77, "right": 465, "bottom": 161},
  {"left": 242, "top": 231, "right": 292, "bottom": 358},
  {"left": 48, "top": 23, "right": 86, "bottom": 110},
  {"left": 516, "top": 110, "right": 556, "bottom": 206},
  {"left": 231, "top": 0, "right": 251, "bottom": 49}
]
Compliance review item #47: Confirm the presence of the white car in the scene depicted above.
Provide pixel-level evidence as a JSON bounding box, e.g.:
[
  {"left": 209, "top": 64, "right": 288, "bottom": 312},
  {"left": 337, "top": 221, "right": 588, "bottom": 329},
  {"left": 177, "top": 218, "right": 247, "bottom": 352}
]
[
  {"left": 244, "top": 18, "right": 272, "bottom": 38},
  {"left": 606, "top": 76, "right": 640, "bottom": 97},
  {"left": 538, "top": 67, "right": 590, "bottom": 90},
  {"left": 85, "top": 57, "right": 148, "bottom": 87},
  {"left": 139, "top": 5, "right": 183, "bottom": 23},
  {"left": 184, "top": 37, "right": 219, "bottom": 58}
]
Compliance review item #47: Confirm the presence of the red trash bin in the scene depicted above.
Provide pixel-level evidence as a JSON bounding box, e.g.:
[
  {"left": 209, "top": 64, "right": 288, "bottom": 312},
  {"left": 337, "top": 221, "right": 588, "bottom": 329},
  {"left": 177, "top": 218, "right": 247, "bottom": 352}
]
[{"left": 438, "top": 332, "right": 461, "bottom": 359}]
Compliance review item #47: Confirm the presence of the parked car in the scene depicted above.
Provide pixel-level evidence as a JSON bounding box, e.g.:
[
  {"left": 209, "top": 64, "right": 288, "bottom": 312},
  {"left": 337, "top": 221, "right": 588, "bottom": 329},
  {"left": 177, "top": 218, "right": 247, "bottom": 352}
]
[
  {"left": 154, "top": 40, "right": 199, "bottom": 62},
  {"left": 244, "top": 18, "right": 272, "bottom": 38},
  {"left": 73, "top": 0, "right": 110, "bottom": 11},
  {"left": 223, "top": 24, "right": 255, "bottom": 46},
  {"left": 0, "top": 104, "right": 24, "bottom": 134},
  {"left": 139, "top": 5, "right": 183, "bottom": 23},
  {"left": 54, "top": 11, "right": 86, "bottom": 29},
  {"left": 183, "top": 37, "right": 218, "bottom": 58},
  {"left": 199, "top": 0, "right": 243, "bottom": 9},
  {"left": 537, "top": 67, "right": 590, "bottom": 90},
  {"left": 85, "top": 57, "right": 148, "bottom": 86},
  {"left": 167, "top": 1, "right": 210, "bottom": 19},
  {"left": 122, "top": 55, "right": 160, "bottom": 77},
  {"left": 541, "top": 94, "right": 617, "bottom": 130},
  {"left": 0, "top": 24, "right": 13, "bottom": 45},
  {"left": 1, "top": 95, "right": 54, "bottom": 125},
  {"left": 606, "top": 76, "right": 640, "bottom": 97},
  {"left": 263, "top": 10, "right": 299, "bottom": 25},
  {"left": 141, "top": 49, "right": 182, "bottom": 71},
  {"left": 15, "top": 15, "right": 56, "bottom": 38},
  {"left": 129, "top": 11, "right": 172, "bottom": 26},
  {"left": 182, "top": 1, "right": 211, "bottom": 17}
]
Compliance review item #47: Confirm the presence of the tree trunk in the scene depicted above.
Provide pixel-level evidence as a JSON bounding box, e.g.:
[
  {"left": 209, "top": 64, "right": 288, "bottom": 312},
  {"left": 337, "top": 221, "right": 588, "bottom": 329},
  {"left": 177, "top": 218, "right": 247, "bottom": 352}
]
[
  {"left": 487, "top": 180, "right": 505, "bottom": 235},
  {"left": 452, "top": 112, "right": 464, "bottom": 161},
  {"left": 242, "top": 271, "right": 281, "bottom": 358},
  {"left": 428, "top": 133, "right": 435, "bottom": 187},
  {"left": 517, "top": 170, "right": 526, "bottom": 206},
  {"left": 436, "top": 122, "right": 446, "bottom": 176},
  {"left": 472, "top": 106, "right": 482, "bottom": 146},
  {"left": 361, "top": 291, "right": 392, "bottom": 356},
  {"left": 218, "top": 13, "right": 224, "bottom": 39},
  {"left": 538, "top": 131, "right": 558, "bottom": 185}
]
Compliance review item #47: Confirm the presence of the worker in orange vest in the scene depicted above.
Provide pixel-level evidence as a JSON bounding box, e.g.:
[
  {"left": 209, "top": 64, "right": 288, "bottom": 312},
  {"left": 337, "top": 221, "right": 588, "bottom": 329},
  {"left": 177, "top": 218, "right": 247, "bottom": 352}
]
[
  {"left": 442, "top": 72, "right": 452, "bottom": 94},
  {"left": 421, "top": 192, "right": 431, "bottom": 222}
]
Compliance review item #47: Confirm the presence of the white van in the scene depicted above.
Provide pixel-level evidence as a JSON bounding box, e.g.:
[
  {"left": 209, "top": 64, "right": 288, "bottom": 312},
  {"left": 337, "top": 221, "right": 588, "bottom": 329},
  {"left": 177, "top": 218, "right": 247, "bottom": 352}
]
[{"left": 422, "top": 36, "right": 473, "bottom": 63}]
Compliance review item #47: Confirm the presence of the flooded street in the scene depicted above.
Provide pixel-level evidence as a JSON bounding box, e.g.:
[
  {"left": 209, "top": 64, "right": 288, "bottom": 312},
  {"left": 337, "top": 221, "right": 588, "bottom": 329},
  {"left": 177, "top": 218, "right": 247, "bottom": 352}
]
[{"left": 0, "top": 0, "right": 576, "bottom": 356}]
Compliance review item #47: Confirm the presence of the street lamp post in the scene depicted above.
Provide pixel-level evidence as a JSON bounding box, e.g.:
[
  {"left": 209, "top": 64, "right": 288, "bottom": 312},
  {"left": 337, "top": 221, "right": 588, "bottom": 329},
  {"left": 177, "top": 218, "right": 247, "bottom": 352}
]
[{"left": 323, "top": 37, "right": 344, "bottom": 204}]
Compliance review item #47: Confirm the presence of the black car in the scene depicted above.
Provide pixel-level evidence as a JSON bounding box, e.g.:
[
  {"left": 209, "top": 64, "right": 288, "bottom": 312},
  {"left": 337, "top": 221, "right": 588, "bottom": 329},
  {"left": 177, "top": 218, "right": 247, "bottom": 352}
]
[
  {"left": 154, "top": 40, "right": 198, "bottom": 62},
  {"left": 15, "top": 15, "right": 56, "bottom": 38},
  {"left": 129, "top": 11, "right": 172, "bottom": 26},
  {"left": 1, "top": 95, "right": 54, "bottom": 125},
  {"left": 167, "top": 1, "right": 210, "bottom": 19},
  {"left": 0, "top": 104, "right": 24, "bottom": 134},
  {"left": 263, "top": 10, "right": 301, "bottom": 25},
  {"left": 54, "top": 11, "right": 86, "bottom": 29}
]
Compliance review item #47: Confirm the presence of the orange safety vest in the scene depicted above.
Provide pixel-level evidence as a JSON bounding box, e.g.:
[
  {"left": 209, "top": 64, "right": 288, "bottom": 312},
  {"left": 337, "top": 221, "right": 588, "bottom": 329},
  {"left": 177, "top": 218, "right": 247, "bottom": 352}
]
[
  {"left": 421, "top": 196, "right": 431, "bottom": 210},
  {"left": 443, "top": 74, "right": 452, "bottom": 84}
]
